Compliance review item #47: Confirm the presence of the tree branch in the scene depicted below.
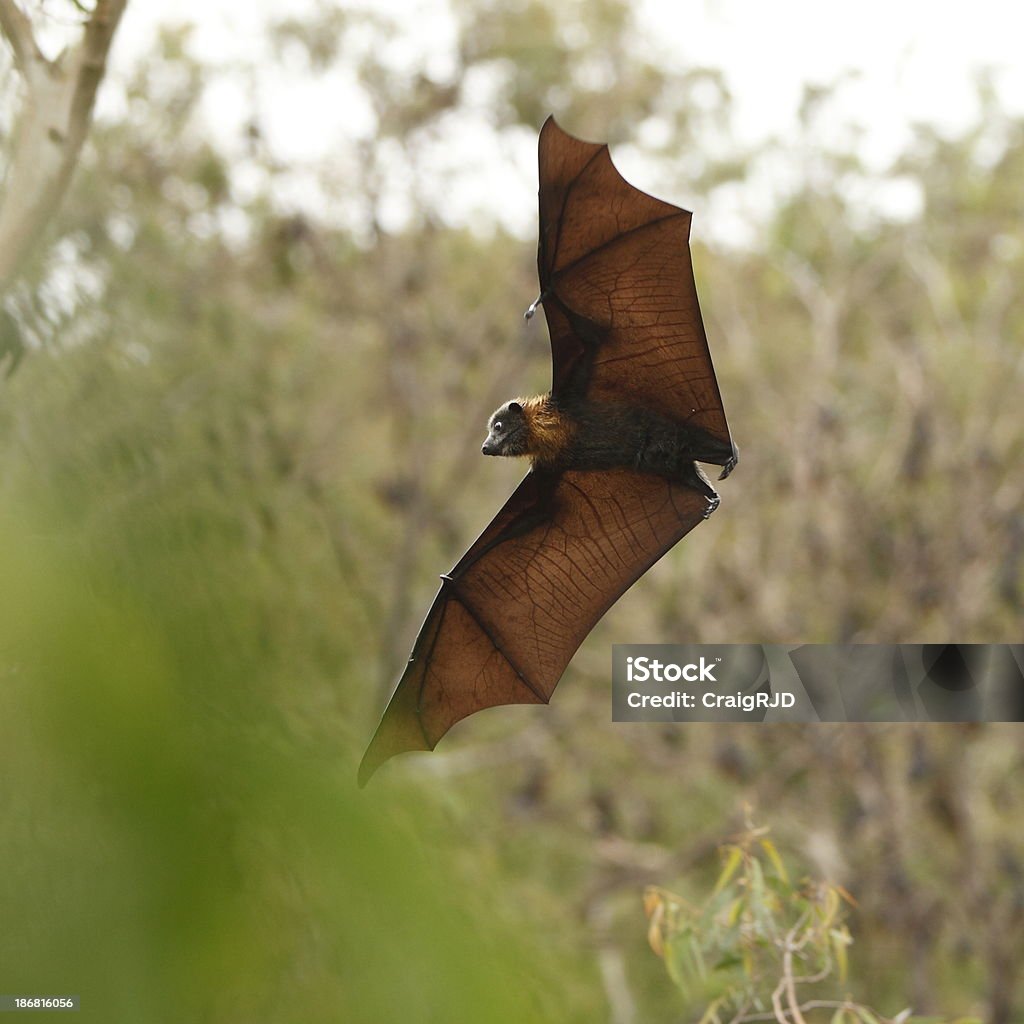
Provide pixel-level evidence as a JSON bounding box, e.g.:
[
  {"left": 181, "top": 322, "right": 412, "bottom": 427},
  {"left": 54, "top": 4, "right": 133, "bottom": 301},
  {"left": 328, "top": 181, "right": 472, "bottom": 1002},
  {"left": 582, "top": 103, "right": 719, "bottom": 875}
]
[
  {"left": 0, "top": 0, "right": 129, "bottom": 292},
  {"left": 0, "top": 0, "right": 43, "bottom": 77},
  {"left": 782, "top": 945, "right": 810, "bottom": 1024},
  {"left": 770, "top": 976, "right": 789, "bottom": 1024},
  {"left": 737, "top": 1002, "right": 888, "bottom": 1024},
  {"left": 68, "top": 0, "right": 128, "bottom": 152}
]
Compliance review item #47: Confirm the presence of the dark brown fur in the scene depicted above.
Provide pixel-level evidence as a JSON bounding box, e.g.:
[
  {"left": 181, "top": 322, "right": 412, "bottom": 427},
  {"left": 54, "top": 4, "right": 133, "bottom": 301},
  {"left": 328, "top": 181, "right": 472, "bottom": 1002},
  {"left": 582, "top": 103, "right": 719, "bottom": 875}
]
[{"left": 483, "top": 392, "right": 733, "bottom": 512}]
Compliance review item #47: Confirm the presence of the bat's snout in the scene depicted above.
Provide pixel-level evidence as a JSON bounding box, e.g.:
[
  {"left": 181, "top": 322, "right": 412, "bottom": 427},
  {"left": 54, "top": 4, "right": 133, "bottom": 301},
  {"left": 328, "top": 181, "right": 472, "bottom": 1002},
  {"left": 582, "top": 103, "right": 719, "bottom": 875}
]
[{"left": 482, "top": 441, "right": 496, "bottom": 456}]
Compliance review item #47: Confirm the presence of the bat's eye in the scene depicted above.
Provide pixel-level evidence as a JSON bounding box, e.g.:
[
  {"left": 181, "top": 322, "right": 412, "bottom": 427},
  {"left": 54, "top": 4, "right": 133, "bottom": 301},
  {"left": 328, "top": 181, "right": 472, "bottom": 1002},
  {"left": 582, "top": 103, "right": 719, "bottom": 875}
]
[{"left": 493, "top": 420, "right": 503, "bottom": 432}]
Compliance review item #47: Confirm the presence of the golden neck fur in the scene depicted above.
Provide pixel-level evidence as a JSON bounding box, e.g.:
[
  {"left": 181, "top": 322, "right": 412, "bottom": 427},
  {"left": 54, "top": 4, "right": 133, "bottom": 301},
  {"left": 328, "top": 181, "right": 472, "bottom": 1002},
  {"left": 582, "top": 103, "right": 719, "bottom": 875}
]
[{"left": 519, "top": 394, "right": 575, "bottom": 466}]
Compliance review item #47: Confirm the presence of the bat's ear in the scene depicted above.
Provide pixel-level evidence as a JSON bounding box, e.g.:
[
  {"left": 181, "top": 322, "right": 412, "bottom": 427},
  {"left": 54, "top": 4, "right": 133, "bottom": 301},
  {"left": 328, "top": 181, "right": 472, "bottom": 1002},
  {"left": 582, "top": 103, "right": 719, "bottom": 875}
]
[{"left": 509, "top": 401, "right": 523, "bottom": 413}]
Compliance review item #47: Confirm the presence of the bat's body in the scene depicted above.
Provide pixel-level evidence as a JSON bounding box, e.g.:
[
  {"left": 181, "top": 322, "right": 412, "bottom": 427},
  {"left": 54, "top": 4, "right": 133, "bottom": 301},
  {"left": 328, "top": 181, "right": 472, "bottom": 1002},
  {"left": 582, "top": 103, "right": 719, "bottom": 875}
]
[
  {"left": 482, "top": 393, "right": 736, "bottom": 514},
  {"left": 359, "top": 117, "right": 737, "bottom": 785}
]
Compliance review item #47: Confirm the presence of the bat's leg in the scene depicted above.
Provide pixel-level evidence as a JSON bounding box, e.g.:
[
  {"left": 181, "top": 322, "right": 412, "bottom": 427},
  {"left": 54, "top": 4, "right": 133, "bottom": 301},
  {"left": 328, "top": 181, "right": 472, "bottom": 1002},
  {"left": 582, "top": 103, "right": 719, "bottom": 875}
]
[
  {"left": 630, "top": 418, "right": 725, "bottom": 516},
  {"left": 678, "top": 462, "right": 720, "bottom": 519},
  {"left": 634, "top": 424, "right": 722, "bottom": 517}
]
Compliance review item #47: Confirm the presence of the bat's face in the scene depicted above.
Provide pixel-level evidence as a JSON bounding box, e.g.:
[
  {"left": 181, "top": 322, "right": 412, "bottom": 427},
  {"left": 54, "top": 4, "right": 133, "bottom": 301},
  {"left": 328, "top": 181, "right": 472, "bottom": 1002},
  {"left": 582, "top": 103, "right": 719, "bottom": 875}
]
[{"left": 482, "top": 400, "right": 529, "bottom": 458}]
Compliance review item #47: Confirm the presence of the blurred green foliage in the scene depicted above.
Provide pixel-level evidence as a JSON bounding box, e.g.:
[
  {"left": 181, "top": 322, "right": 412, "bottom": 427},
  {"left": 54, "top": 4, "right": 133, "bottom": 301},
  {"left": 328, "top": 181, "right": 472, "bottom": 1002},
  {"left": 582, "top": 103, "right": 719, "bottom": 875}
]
[
  {"left": 0, "top": 518, "right": 575, "bottom": 1023},
  {"left": 1, "top": 3, "right": 1023, "bottom": 1022},
  {"left": 646, "top": 822, "right": 890, "bottom": 1023}
]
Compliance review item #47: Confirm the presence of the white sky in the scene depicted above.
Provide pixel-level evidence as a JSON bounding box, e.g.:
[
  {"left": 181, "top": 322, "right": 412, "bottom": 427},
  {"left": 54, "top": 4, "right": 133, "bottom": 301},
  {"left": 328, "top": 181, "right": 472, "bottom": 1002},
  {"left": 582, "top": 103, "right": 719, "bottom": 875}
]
[
  {"left": 93, "top": 0, "right": 1024, "bottom": 243},
  {"left": 646, "top": 0, "right": 1024, "bottom": 164}
]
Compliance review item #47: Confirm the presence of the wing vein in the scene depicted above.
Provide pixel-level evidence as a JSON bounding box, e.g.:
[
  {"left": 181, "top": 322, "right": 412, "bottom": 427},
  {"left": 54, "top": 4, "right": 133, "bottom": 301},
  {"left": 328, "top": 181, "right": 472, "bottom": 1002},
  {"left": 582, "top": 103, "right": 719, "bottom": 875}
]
[
  {"left": 545, "top": 209, "right": 690, "bottom": 293},
  {"left": 453, "top": 592, "right": 549, "bottom": 704},
  {"left": 547, "top": 143, "right": 608, "bottom": 285}
]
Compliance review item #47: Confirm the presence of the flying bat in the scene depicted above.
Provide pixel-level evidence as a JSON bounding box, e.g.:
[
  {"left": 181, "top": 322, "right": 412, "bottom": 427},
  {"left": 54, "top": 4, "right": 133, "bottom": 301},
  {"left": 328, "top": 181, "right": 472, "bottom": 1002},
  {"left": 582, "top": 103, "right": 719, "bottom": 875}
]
[{"left": 359, "top": 116, "right": 737, "bottom": 785}]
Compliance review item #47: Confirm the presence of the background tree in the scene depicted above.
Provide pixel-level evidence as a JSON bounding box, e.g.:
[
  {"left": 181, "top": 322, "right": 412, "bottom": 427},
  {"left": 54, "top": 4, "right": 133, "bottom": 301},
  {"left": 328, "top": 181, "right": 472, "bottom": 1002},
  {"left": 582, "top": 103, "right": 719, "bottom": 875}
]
[{"left": 0, "top": 0, "right": 128, "bottom": 290}]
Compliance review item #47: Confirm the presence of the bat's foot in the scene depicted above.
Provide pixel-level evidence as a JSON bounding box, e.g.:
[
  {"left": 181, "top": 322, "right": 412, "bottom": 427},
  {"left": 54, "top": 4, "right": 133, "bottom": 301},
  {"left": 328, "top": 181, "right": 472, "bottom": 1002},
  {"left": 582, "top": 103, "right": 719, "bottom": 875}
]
[
  {"left": 718, "top": 441, "right": 739, "bottom": 480},
  {"left": 677, "top": 461, "right": 720, "bottom": 518}
]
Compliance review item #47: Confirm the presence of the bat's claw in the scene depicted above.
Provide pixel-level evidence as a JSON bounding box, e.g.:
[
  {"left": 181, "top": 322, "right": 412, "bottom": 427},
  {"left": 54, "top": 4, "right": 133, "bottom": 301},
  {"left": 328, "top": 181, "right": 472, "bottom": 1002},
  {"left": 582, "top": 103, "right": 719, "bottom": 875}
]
[
  {"left": 703, "top": 493, "right": 720, "bottom": 519},
  {"left": 718, "top": 442, "right": 739, "bottom": 480},
  {"left": 524, "top": 290, "right": 549, "bottom": 321}
]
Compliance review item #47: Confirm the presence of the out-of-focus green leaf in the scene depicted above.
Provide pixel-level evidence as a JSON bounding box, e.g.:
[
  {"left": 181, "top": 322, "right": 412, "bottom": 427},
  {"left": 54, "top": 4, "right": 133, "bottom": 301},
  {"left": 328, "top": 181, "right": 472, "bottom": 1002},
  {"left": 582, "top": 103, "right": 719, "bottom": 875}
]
[
  {"left": 759, "top": 838, "right": 789, "bottom": 884},
  {"left": 714, "top": 845, "right": 744, "bottom": 896},
  {"left": 831, "top": 926, "right": 851, "bottom": 984},
  {"left": 854, "top": 1007, "right": 881, "bottom": 1024}
]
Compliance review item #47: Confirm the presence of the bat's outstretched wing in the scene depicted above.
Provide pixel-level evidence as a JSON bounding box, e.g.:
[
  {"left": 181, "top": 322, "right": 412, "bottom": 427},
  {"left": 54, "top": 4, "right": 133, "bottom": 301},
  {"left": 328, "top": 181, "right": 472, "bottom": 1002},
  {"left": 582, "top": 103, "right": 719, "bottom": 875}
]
[
  {"left": 537, "top": 116, "right": 735, "bottom": 465},
  {"left": 358, "top": 469, "right": 707, "bottom": 784}
]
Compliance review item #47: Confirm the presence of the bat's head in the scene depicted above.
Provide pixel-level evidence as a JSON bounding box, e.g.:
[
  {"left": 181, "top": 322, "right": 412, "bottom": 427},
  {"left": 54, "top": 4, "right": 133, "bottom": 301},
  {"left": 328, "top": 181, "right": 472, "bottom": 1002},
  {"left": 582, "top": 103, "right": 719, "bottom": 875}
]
[{"left": 482, "top": 400, "right": 530, "bottom": 458}]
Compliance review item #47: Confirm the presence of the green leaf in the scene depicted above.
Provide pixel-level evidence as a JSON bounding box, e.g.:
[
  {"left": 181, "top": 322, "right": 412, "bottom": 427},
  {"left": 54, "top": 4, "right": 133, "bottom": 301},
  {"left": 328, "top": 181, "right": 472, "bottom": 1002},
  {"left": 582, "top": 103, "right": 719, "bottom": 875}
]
[
  {"left": 726, "top": 896, "right": 744, "bottom": 926},
  {"left": 714, "top": 845, "right": 744, "bottom": 895},
  {"left": 830, "top": 928, "right": 849, "bottom": 983},
  {"left": 759, "top": 838, "right": 789, "bottom": 884},
  {"left": 823, "top": 885, "right": 841, "bottom": 926},
  {"left": 712, "top": 952, "right": 744, "bottom": 972},
  {"left": 688, "top": 934, "right": 709, "bottom": 979},
  {"left": 663, "top": 937, "right": 689, "bottom": 993},
  {"left": 697, "top": 996, "right": 726, "bottom": 1024}
]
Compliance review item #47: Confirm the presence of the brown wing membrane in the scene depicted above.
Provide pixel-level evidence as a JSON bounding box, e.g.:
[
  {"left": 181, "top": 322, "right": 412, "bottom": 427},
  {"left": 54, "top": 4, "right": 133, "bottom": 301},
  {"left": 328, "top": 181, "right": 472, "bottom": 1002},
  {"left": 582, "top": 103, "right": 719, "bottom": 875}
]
[
  {"left": 538, "top": 116, "right": 732, "bottom": 450},
  {"left": 358, "top": 468, "right": 708, "bottom": 784}
]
